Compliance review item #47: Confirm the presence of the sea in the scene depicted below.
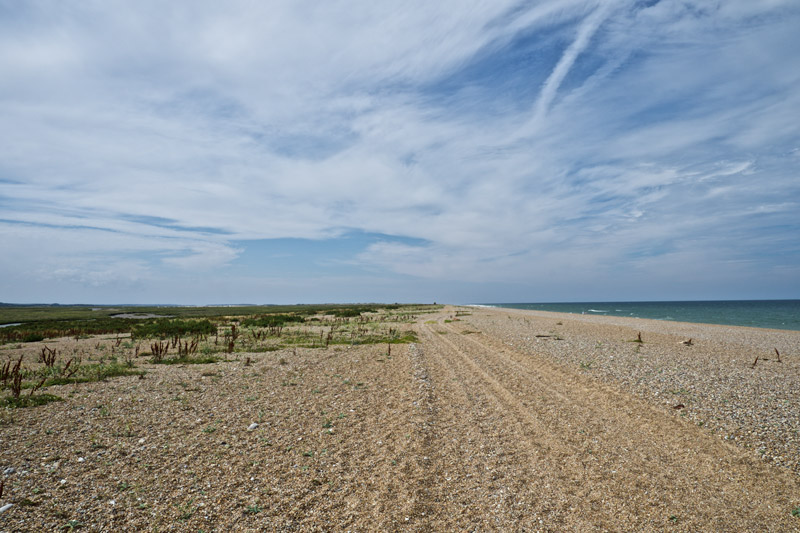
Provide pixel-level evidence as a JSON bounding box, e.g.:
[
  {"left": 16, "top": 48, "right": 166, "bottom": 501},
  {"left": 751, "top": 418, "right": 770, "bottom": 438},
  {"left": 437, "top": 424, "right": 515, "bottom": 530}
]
[{"left": 479, "top": 300, "right": 800, "bottom": 331}]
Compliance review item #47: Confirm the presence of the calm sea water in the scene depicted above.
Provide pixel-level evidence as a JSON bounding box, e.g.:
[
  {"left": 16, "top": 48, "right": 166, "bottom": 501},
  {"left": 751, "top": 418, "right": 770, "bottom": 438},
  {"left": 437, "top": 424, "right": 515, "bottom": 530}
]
[{"left": 481, "top": 300, "right": 800, "bottom": 331}]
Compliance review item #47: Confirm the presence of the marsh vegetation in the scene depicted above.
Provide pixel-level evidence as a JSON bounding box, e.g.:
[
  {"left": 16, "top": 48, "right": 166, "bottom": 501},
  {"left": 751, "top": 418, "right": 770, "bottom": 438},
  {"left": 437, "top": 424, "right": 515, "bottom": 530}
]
[{"left": 0, "top": 304, "right": 434, "bottom": 406}]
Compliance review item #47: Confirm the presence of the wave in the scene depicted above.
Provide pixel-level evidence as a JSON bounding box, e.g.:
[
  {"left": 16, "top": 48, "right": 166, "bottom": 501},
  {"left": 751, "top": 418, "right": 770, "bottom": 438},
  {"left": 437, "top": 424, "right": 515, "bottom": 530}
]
[{"left": 480, "top": 301, "right": 800, "bottom": 331}]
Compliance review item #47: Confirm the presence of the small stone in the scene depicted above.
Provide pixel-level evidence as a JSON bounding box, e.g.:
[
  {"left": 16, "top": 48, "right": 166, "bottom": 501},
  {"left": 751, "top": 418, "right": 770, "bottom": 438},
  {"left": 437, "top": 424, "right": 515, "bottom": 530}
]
[
  {"left": 138, "top": 438, "right": 146, "bottom": 445},
  {"left": 247, "top": 423, "right": 259, "bottom": 431},
  {"left": 0, "top": 503, "right": 13, "bottom": 514},
  {"left": 3, "top": 467, "right": 16, "bottom": 475},
  {"left": 77, "top": 457, "right": 85, "bottom": 463},
  {"left": 60, "top": 479, "right": 66, "bottom": 485}
]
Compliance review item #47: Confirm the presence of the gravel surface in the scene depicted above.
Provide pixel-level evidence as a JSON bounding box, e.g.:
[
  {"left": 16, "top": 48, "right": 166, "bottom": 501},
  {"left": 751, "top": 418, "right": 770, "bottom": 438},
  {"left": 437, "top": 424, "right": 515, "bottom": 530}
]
[
  {"left": 1, "top": 306, "right": 799, "bottom": 531},
  {"left": 466, "top": 306, "right": 800, "bottom": 475}
]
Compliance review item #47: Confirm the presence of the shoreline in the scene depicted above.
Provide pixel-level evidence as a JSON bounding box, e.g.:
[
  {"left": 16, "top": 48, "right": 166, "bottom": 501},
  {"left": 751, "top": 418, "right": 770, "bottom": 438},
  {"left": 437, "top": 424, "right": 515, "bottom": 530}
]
[
  {"left": 471, "top": 301, "right": 800, "bottom": 332},
  {"left": 474, "top": 305, "right": 800, "bottom": 347}
]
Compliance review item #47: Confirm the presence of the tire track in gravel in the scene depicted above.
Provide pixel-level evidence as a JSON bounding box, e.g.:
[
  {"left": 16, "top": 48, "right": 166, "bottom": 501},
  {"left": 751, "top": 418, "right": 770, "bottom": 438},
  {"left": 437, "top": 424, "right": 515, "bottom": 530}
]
[
  {"left": 353, "top": 341, "right": 442, "bottom": 531},
  {"left": 309, "top": 343, "right": 428, "bottom": 531},
  {"left": 417, "top": 316, "right": 800, "bottom": 531},
  {"left": 278, "top": 342, "right": 449, "bottom": 532},
  {"left": 398, "top": 341, "right": 447, "bottom": 530},
  {"left": 415, "top": 322, "right": 599, "bottom": 531},
  {"left": 383, "top": 337, "right": 471, "bottom": 532},
  {"left": 254, "top": 344, "right": 423, "bottom": 531}
]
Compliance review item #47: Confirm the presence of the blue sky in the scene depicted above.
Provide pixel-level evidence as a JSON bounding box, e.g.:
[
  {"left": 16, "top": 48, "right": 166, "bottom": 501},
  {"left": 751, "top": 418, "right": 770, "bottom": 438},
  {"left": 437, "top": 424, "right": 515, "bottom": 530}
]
[{"left": 1, "top": 0, "right": 799, "bottom": 304}]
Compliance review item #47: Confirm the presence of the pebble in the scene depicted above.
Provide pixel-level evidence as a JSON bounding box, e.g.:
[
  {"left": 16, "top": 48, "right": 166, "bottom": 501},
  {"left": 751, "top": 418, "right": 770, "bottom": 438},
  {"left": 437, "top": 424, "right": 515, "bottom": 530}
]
[
  {"left": 77, "top": 457, "right": 85, "bottom": 463},
  {"left": 469, "top": 307, "right": 800, "bottom": 475},
  {"left": 0, "top": 504, "right": 13, "bottom": 514},
  {"left": 3, "top": 467, "right": 16, "bottom": 475},
  {"left": 247, "top": 423, "right": 259, "bottom": 431}
]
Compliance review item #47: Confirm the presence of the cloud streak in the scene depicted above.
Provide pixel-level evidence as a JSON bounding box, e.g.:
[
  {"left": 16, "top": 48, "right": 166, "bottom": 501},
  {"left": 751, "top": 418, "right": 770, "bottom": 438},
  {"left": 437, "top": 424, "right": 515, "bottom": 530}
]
[
  {"left": 532, "top": 1, "right": 615, "bottom": 125},
  {"left": 1, "top": 0, "right": 799, "bottom": 303}
]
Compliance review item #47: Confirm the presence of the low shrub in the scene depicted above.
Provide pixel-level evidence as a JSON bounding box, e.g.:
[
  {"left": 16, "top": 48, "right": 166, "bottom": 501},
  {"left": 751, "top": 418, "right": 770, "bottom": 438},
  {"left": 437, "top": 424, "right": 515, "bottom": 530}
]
[
  {"left": 242, "top": 315, "right": 304, "bottom": 328},
  {"left": 132, "top": 319, "right": 216, "bottom": 339}
]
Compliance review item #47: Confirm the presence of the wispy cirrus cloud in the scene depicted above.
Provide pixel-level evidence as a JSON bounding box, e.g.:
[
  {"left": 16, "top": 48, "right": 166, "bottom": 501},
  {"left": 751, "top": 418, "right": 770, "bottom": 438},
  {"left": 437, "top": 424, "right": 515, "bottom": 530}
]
[{"left": 0, "top": 0, "right": 798, "bottom": 303}]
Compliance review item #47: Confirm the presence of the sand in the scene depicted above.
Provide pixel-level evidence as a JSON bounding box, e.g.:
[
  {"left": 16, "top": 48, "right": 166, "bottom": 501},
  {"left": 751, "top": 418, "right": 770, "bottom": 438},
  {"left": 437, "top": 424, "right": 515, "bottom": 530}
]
[{"left": 1, "top": 305, "right": 799, "bottom": 531}]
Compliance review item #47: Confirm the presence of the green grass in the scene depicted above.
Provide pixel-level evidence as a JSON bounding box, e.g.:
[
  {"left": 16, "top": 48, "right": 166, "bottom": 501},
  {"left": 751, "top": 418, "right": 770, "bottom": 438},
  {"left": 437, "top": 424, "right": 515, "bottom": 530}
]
[
  {"left": 30, "top": 362, "right": 144, "bottom": 387},
  {"left": 151, "top": 355, "right": 221, "bottom": 365},
  {"left": 5, "top": 362, "right": 144, "bottom": 404},
  {"left": 0, "top": 303, "right": 432, "bottom": 323},
  {"left": 0, "top": 304, "right": 436, "bottom": 343},
  {"left": 176, "top": 498, "right": 196, "bottom": 521},
  {"left": 1, "top": 305, "right": 427, "bottom": 410},
  {"left": 239, "top": 319, "right": 418, "bottom": 351},
  {"left": 0, "top": 317, "right": 138, "bottom": 342},
  {"left": 332, "top": 331, "right": 418, "bottom": 346},
  {"left": 1, "top": 393, "right": 64, "bottom": 408}
]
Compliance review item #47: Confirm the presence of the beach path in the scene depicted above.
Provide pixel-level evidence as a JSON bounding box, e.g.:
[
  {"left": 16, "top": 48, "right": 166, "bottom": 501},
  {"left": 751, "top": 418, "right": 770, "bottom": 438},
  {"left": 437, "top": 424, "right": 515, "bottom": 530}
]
[{"left": 400, "top": 308, "right": 800, "bottom": 531}]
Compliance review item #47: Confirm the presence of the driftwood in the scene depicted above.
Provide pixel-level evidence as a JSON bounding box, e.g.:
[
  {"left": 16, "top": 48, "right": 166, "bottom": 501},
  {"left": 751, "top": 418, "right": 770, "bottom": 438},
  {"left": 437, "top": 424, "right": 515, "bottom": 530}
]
[{"left": 752, "top": 349, "right": 783, "bottom": 368}]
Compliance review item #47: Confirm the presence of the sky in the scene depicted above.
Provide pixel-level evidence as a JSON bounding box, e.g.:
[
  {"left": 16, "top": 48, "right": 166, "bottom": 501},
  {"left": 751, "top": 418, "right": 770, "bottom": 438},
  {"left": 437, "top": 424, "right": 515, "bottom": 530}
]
[{"left": 1, "top": 0, "right": 799, "bottom": 305}]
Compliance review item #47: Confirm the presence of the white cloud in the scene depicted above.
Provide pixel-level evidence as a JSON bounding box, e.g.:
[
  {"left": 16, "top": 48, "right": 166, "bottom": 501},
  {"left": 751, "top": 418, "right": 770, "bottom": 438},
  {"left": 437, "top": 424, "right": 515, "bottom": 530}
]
[
  {"left": 531, "top": 1, "right": 619, "bottom": 125},
  {"left": 1, "top": 0, "right": 798, "bottom": 302}
]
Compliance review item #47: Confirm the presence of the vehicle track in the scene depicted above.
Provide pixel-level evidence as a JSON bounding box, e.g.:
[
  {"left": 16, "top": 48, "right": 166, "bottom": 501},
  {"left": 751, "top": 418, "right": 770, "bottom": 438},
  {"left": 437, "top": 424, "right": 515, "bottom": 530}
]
[
  {"left": 416, "top": 323, "right": 597, "bottom": 530},
  {"left": 412, "top": 315, "right": 800, "bottom": 531}
]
